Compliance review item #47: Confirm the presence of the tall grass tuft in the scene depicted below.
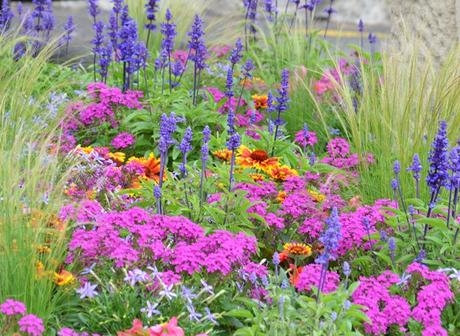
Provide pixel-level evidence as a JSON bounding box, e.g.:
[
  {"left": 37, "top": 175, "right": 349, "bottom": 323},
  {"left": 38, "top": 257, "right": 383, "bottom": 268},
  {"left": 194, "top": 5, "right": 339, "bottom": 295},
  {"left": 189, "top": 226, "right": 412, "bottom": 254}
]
[
  {"left": 0, "top": 33, "right": 75, "bottom": 321},
  {"left": 305, "top": 41, "right": 460, "bottom": 202}
]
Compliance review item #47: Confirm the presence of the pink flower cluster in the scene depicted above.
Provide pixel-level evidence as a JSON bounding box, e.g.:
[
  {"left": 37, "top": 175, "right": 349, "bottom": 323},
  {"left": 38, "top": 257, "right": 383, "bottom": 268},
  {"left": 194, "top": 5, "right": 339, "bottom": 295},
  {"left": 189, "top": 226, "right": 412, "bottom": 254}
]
[
  {"left": 295, "top": 264, "right": 340, "bottom": 293},
  {"left": 58, "top": 328, "right": 100, "bottom": 336},
  {"left": 0, "top": 299, "right": 44, "bottom": 336},
  {"left": 0, "top": 299, "right": 26, "bottom": 316},
  {"left": 407, "top": 263, "right": 454, "bottom": 336},
  {"left": 313, "top": 59, "right": 352, "bottom": 96},
  {"left": 111, "top": 132, "right": 135, "bottom": 149},
  {"left": 18, "top": 314, "right": 45, "bottom": 336},
  {"left": 235, "top": 175, "right": 394, "bottom": 255},
  {"left": 352, "top": 271, "right": 411, "bottom": 335},
  {"left": 60, "top": 83, "right": 143, "bottom": 153},
  {"left": 294, "top": 130, "right": 318, "bottom": 148},
  {"left": 353, "top": 264, "right": 454, "bottom": 335},
  {"left": 321, "top": 137, "right": 359, "bottom": 170},
  {"left": 66, "top": 202, "right": 258, "bottom": 278}
]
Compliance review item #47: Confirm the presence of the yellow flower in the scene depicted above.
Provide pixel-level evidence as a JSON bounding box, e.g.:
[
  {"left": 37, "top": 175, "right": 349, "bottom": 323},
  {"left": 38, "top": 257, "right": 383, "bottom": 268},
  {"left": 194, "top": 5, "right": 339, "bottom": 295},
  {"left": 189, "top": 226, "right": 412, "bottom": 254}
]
[
  {"left": 53, "top": 270, "right": 75, "bottom": 286},
  {"left": 36, "top": 245, "right": 51, "bottom": 254},
  {"left": 308, "top": 189, "right": 326, "bottom": 203},
  {"left": 252, "top": 94, "right": 269, "bottom": 109},
  {"left": 276, "top": 191, "right": 287, "bottom": 203},
  {"left": 79, "top": 146, "right": 94, "bottom": 155},
  {"left": 108, "top": 152, "right": 126, "bottom": 163},
  {"left": 213, "top": 149, "right": 233, "bottom": 162},
  {"left": 283, "top": 242, "right": 312, "bottom": 257}
]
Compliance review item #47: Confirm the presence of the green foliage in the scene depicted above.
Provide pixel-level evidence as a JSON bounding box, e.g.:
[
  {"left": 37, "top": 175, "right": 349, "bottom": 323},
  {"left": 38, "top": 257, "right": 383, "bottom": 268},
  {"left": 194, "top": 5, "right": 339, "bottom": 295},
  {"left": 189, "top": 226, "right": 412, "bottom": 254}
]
[
  {"left": 0, "top": 34, "right": 77, "bottom": 320},
  {"left": 228, "top": 277, "right": 366, "bottom": 336}
]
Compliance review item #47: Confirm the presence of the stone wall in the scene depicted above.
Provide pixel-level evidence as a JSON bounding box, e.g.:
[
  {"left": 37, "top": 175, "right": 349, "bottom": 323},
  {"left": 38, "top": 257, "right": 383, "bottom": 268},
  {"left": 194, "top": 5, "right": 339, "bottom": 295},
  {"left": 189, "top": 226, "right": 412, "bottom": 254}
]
[{"left": 386, "top": 0, "right": 460, "bottom": 64}]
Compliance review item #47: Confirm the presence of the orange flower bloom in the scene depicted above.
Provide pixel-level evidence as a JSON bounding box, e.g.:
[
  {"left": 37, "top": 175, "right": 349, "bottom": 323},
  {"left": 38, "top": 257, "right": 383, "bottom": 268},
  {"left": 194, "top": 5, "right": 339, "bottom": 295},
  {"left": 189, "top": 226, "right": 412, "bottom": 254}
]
[
  {"left": 279, "top": 251, "right": 289, "bottom": 263},
  {"left": 266, "top": 165, "right": 298, "bottom": 181},
  {"left": 129, "top": 154, "right": 164, "bottom": 183},
  {"left": 143, "top": 154, "right": 162, "bottom": 183},
  {"left": 283, "top": 242, "right": 312, "bottom": 257},
  {"left": 249, "top": 173, "right": 265, "bottom": 182},
  {"left": 237, "top": 146, "right": 279, "bottom": 171},
  {"left": 252, "top": 94, "right": 268, "bottom": 109},
  {"left": 289, "top": 264, "right": 303, "bottom": 286},
  {"left": 276, "top": 191, "right": 287, "bottom": 203},
  {"left": 213, "top": 149, "right": 233, "bottom": 162},
  {"left": 53, "top": 270, "right": 75, "bottom": 286}
]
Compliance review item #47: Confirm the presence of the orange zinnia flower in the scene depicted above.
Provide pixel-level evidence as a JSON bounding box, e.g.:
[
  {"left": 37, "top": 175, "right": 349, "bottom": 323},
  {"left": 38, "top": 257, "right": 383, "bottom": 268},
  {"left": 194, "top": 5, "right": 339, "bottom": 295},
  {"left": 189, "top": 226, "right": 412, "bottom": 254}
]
[
  {"left": 237, "top": 146, "right": 279, "bottom": 171},
  {"left": 143, "top": 154, "right": 162, "bottom": 183},
  {"left": 53, "top": 270, "right": 75, "bottom": 286},
  {"left": 252, "top": 94, "right": 268, "bottom": 109},
  {"left": 266, "top": 164, "right": 298, "bottom": 181},
  {"left": 276, "top": 191, "right": 287, "bottom": 203},
  {"left": 129, "top": 154, "right": 164, "bottom": 183},
  {"left": 249, "top": 173, "right": 265, "bottom": 182},
  {"left": 213, "top": 149, "right": 233, "bottom": 162},
  {"left": 289, "top": 264, "right": 303, "bottom": 286},
  {"left": 283, "top": 242, "right": 312, "bottom": 257}
]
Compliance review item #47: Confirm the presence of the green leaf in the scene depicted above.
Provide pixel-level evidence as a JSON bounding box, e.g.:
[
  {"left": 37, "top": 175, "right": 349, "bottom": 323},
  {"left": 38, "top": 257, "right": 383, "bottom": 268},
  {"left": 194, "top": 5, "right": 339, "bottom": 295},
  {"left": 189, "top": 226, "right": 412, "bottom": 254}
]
[
  {"left": 416, "top": 217, "right": 446, "bottom": 230},
  {"left": 225, "top": 309, "right": 254, "bottom": 319}
]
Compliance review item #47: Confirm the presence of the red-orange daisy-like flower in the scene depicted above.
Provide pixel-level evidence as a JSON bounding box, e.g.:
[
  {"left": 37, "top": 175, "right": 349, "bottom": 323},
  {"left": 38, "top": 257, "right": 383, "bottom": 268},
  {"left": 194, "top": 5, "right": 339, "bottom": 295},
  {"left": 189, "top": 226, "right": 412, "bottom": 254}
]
[
  {"left": 266, "top": 164, "right": 298, "bottom": 181},
  {"left": 283, "top": 242, "right": 312, "bottom": 257},
  {"left": 252, "top": 94, "right": 268, "bottom": 109},
  {"left": 237, "top": 146, "right": 279, "bottom": 171}
]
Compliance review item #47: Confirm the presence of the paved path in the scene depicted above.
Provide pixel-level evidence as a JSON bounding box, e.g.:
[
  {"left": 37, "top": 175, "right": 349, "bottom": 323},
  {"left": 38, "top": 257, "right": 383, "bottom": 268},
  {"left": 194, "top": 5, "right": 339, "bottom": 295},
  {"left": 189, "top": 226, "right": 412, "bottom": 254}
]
[{"left": 12, "top": 1, "right": 390, "bottom": 61}]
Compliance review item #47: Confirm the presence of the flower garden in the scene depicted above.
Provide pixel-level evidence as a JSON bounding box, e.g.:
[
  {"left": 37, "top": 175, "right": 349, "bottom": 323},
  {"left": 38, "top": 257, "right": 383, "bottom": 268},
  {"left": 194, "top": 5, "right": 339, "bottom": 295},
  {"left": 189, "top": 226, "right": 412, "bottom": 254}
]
[{"left": 0, "top": 0, "right": 459, "bottom": 335}]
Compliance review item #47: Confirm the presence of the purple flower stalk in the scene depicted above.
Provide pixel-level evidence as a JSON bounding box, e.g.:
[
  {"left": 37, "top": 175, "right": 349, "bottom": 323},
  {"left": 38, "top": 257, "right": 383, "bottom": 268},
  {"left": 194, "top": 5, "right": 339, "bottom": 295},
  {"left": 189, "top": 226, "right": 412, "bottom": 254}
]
[
  {"left": 448, "top": 146, "right": 460, "bottom": 235},
  {"left": 407, "top": 153, "right": 422, "bottom": 198},
  {"left": 323, "top": 0, "right": 335, "bottom": 38},
  {"left": 88, "top": 0, "right": 99, "bottom": 24},
  {"left": 316, "top": 208, "right": 341, "bottom": 300},
  {"left": 424, "top": 121, "right": 449, "bottom": 241},
  {"left": 264, "top": 0, "right": 277, "bottom": 21},
  {"left": 145, "top": 0, "right": 159, "bottom": 33},
  {"left": 179, "top": 127, "right": 193, "bottom": 176},
  {"left": 362, "top": 216, "right": 373, "bottom": 251},
  {"left": 187, "top": 15, "right": 208, "bottom": 105},
  {"left": 119, "top": 17, "right": 139, "bottom": 91},
  {"left": 244, "top": 0, "right": 258, "bottom": 48},
  {"left": 91, "top": 20, "right": 105, "bottom": 81},
  {"left": 199, "top": 126, "right": 211, "bottom": 204},
  {"left": 0, "top": 0, "right": 14, "bottom": 31},
  {"left": 272, "top": 68, "right": 290, "bottom": 156},
  {"left": 229, "top": 38, "right": 243, "bottom": 69},
  {"left": 108, "top": 12, "right": 119, "bottom": 59},
  {"left": 227, "top": 132, "right": 241, "bottom": 190},
  {"left": 160, "top": 9, "right": 177, "bottom": 90},
  {"left": 358, "top": 19, "right": 364, "bottom": 49},
  {"left": 368, "top": 33, "right": 377, "bottom": 56},
  {"left": 62, "top": 16, "right": 75, "bottom": 56},
  {"left": 388, "top": 237, "right": 396, "bottom": 266},
  {"left": 98, "top": 42, "right": 113, "bottom": 83}
]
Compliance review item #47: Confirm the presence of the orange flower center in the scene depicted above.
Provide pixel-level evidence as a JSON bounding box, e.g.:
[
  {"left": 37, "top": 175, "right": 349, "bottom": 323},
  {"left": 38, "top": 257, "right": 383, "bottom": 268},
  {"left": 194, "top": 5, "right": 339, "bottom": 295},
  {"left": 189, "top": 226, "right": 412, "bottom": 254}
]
[{"left": 250, "top": 149, "right": 269, "bottom": 162}]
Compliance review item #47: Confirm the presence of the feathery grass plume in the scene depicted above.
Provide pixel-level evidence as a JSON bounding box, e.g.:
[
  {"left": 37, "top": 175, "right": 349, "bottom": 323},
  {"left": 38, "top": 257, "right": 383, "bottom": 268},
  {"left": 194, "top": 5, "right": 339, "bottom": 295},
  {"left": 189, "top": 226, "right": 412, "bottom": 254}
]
[
  {"left": 300, "top": 38, "right": 460, "bottom": 202},
  {"left": 0, "top": 32, "right": 77, "bottom": 320}
]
